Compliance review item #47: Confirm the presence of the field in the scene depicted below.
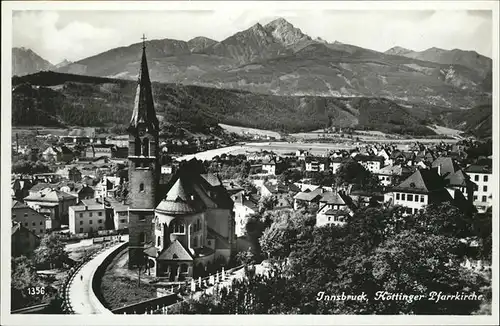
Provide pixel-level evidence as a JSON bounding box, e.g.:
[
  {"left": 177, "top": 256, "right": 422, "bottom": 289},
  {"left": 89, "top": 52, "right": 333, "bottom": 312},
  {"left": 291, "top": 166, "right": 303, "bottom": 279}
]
[
  {"left": 176, "top": 135, "right": 459, "bottom": 161},
  {"left": 426, "top": 124, "right": 464, "bottom": 137},
  {"left": 99, "top": 247, "right": 158, "bottom": 310},
  {"left": 218, "top": 123, "right": 282, "bottom": 139}
]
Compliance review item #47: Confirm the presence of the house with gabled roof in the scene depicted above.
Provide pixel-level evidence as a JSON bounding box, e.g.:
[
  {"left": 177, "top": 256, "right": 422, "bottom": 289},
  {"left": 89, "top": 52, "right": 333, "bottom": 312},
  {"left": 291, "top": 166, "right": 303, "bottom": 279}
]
[
  {"left": 377, "top": 164, "right": 414, "bottom": 187},
  {"left": 12, "top": 199, "right": 48, "bottom": 235},
  {"left": 385, "top": 168, "right": 452, "bottom": 215},
  {"left": 42, "top": 145, "right": 74, "bottom": 162},
  {"left": 293, "top": 187, "right": 325, "bottom": 210},
  {"left": 23, "top": 188, "right": 77, "bottom": 228},
  {"left": 12, "top": 221, "right": 40, "bottom": 257},
  {"left": 316, "top": 191, "right": 354, "bottom": 227}
]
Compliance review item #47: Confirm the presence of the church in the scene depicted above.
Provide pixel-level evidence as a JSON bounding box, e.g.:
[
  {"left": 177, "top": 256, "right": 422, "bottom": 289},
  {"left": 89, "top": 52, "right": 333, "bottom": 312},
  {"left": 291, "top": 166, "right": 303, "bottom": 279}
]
[{"left": 127, "top": 38, "right": 235, "bottom": 280}]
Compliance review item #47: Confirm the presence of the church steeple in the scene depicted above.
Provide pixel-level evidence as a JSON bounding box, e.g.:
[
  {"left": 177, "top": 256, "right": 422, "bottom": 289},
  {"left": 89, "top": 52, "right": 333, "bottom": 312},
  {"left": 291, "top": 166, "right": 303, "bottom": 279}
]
[
  {"left": 128, "top": 34, "right": 159, "bottom": 134},
  {"left": 127, "top": 34, "right": 161, "bottom": 269}
]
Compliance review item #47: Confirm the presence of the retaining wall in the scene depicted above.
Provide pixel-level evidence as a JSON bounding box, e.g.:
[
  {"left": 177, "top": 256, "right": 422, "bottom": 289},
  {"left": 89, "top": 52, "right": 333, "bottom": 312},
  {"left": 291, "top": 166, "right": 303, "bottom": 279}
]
[{"left": 91, "top": 242, "right": 129, "bottom": 313}]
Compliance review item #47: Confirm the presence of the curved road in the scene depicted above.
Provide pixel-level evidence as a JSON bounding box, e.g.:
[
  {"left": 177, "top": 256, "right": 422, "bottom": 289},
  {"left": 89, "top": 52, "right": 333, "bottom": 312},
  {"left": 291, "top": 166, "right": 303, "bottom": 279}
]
[{"left": 67, "top": 241, "right": 126, "bottom": 314}]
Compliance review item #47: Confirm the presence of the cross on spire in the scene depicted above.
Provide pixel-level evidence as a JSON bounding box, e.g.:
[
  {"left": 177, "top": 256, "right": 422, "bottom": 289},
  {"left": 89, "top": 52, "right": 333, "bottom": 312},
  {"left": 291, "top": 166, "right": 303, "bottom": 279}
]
[{"left": 141, "top": 34, "right": 147, "bottom": 49}]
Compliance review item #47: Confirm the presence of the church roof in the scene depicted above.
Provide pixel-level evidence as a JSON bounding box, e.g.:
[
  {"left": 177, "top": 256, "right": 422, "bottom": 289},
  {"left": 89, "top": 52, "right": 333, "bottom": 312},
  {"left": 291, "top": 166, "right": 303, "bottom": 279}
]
[
  {"left": 128, "top": 40, "right": 159, "bottom": 133},
  {"left": 156, "top": 159, "right": 234, "bottom": 214},
  {"left": 156, "top": 178, "right": 201, "bottom": 214},
  {"left": 157, "top": 240, "right": 193, "bottom": 261}
]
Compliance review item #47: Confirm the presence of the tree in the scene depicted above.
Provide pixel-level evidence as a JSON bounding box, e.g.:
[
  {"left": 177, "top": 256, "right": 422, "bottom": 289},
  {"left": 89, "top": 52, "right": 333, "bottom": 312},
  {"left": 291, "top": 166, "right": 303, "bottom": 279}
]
[
  {"left": 334, "top": 161, "right": 379, "bottom": 190},
  {"left": 259, "top": 209, "right": 315, "bottom": 259},
  {"left": 237, "top": 178, "right": 257, "bottom": 194},
  {"left": 34, "top": 234, "right": 69, "bottom": 269},
  {"left": 11, "top": 256, "right": 44, "bottom": 310},
  {"left": 370, "top": 231, "right": 488, "bottom": 314},
  {"left": 258, "top": 195, "right": 278, "bottom": 213},
  {"left": 12, "top": 160, "right": 52, "bottom": 174},
  {"left": 344, "top": 205, "right": 414, "bottom": 254},
  {"left": 415, "top": 202, "right": 473, "bottom": 239},
  {"left": 278, "top": 169, "right": 304, "bottom": 183},
  {"left": 308, "top": 171, "right": 336, "bottom": 187},
  {"left": 471, "top": 209, "right": 492, "bottom": 262}
]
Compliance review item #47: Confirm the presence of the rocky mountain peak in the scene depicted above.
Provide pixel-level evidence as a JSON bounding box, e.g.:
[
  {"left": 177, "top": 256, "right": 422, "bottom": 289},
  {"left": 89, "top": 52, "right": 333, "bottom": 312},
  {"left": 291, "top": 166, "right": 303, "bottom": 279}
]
[
  {"left": 385, "top": 46, "right": 413, "bottom": 56},
  {"left": 187, "top": 36, "right": 218, "bottom": 52},
  {"left": 264, "top": 17, "right": 311, "bottom": 47},
  {"left": 315, "top": 37, "right": 328, "bottom": 44},
  {"left": 12, "top": 47, "right": 54, "bottom": 76},
  {"left": 55, "top": 59, "right": 72, "bottom": 69}
]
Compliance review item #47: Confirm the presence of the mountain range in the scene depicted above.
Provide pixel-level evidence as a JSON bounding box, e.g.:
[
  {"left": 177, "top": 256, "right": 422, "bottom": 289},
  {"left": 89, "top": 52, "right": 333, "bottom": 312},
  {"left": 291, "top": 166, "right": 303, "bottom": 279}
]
[
  {"left": 13, "top": 18, "right": 492, "bottom": 110},
  {"left": 11, "top": 71, "right": 491, "bottom": 139}
]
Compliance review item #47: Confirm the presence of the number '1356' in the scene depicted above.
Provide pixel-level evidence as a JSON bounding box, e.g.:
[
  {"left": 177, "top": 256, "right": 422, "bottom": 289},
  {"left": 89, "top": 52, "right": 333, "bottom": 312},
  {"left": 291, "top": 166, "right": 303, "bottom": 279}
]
[{"left": 27, "top": 287, "right": 45, "bottom": 295}]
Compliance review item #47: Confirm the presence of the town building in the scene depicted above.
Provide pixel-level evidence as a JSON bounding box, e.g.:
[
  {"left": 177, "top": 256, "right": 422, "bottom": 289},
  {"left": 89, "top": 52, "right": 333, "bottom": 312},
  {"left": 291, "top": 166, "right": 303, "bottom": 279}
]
[
  {"left": 42, "top": 145, "right": 74, "bottom": 162},
  {"left": 385, "top": 168, "right": 451, "bottom": 215},
  {"left": 12, "top": 222, "right": 40, "bottom": 257},
  {"left": 85, "top": 144, "right": 116, "bottom": 158},
  {"left": 293, "top": 187, "right": 325, "bottom": 210},
  {"left": 107, "top": 135, "right": 129, "bottom": 147},
  {"left": 377, "top": 164, "right": 413, "bottom": 187},
  {"left": 111, "top": 202, "right": 129, "bottom": 231},
  {"left": 465, "top": 164, "right": 493, "bottom": 213},
  {"left": 305, "top": 157, "right": 328, "bottom": 172},
  {"left": 232, "top": 191, "right": 258, "bottom": 237},
  {"left": 95, "top": 176, "right": 121, "bottom": 199},
  {"left": 354, "top": 155, "right": 385, "bottom": 173},
  {"left": 262, "top": 158, "right": 277, "bottom": 175},
  {"left": 315, "top": 191, "right": 353, "bottom": 227},
  {"left": 329, "top": 157, "right": 352, "bottom": 173},
  {"left": 23, "top": 188, "right": 77, "bottom": 228},
  {"left": 12, "top": 200, "right": 47, "bottom": 235},
  {"left": 68, "top": 199, "right": 107, "bottom": 235}
]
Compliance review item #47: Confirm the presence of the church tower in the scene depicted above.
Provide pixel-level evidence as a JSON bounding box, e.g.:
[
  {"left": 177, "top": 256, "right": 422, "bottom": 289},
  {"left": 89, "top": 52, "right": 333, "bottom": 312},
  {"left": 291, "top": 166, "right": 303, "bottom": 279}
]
[{"left": 127, "top": 36, "right": 160, "bottom": 268}]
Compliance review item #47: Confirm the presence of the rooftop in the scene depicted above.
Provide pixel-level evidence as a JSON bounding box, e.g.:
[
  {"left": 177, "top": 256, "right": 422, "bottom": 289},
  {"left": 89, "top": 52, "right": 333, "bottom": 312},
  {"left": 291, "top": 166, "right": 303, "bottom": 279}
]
[
  {"left": 393, "top": 168, "right": 446, "bottom": 194},
  {"left": 465, "top": 164, "right": 492, "bottom": 174}
]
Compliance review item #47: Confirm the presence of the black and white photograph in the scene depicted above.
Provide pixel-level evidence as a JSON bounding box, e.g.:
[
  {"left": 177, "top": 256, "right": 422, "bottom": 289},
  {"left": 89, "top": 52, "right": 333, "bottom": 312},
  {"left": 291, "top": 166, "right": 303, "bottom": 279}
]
[{"left": 1, "top": 1, "right": 498, "bottom": 325}]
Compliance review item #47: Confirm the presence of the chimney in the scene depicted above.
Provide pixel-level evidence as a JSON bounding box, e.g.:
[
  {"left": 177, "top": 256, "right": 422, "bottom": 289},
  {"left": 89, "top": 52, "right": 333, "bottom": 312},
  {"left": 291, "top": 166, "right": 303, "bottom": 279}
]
[
  {"left": 437, "top": 164, "right": 442, "bottom": 176},
  {"left": 85, "top": 205, "right": 88, "bottom": 210}
]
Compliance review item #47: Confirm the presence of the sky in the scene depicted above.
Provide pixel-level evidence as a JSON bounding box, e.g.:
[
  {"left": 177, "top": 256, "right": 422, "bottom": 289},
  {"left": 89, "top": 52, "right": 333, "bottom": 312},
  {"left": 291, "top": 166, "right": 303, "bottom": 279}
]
[{"left": 12, "top": 7, "right": 493, "bottom": 64}]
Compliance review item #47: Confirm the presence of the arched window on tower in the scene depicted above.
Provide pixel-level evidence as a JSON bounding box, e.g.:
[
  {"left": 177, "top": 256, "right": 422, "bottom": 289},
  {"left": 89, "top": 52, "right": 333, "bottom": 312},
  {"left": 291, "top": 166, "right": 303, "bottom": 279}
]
[
  {"left": 142, "top": 138, "right": 149, "bottom": 156},
  {"left": 139, "top": 183, "right": 144, "bottom": 192},
  {"left": 157, "top": 236, "right": 161, "bottom": 247},
  {"left": 171, "top": 220, "right": 185, "bottom": 234}
]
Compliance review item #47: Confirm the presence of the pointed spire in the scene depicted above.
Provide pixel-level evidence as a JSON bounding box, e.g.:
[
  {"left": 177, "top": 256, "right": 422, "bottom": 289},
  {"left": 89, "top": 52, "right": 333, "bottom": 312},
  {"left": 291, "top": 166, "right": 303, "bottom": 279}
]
[{"left": 128, "top": 34, "right": 159, "bottom": 133}]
